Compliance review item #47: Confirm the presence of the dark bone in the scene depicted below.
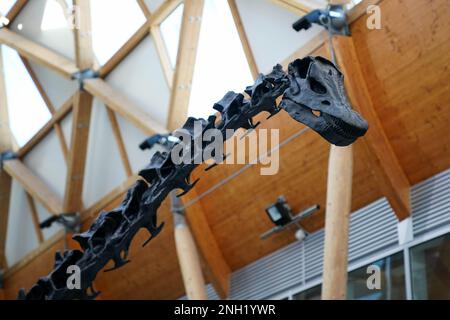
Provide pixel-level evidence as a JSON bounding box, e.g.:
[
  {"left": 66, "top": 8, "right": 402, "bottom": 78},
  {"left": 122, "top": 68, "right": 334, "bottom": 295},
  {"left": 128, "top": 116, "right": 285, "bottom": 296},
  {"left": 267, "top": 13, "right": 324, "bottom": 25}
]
[{"left": 19, "top": 56, "right": 368, "bottom": 300}]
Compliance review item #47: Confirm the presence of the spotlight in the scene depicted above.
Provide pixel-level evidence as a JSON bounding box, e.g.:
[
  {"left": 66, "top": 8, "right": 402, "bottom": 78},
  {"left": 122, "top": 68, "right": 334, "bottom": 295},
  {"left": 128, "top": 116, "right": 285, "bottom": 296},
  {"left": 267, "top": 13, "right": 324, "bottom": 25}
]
[
  {"left": 261, "top": 196, "right": 319, "bottom": 241},
  {"left": 265, "top": 196, "right": 292, "bottom": 226}
]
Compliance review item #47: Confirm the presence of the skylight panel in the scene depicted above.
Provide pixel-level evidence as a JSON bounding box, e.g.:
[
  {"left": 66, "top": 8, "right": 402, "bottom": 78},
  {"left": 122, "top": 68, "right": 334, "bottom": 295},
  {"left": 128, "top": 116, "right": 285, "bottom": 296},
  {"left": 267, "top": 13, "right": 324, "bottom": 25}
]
[
  {"left": 0, "top": 0, "right": 15, "bottom": 17},
  {"left": 90, "top": 0, "right": 147, "bottom": 65},
  {"left": 160, "top": 3, "right": 184, "bottom": 67},
  {"left": 1, "top": 45, "right": 51, "bottom": 147},
  {"left": 187, "top": 0, "right": 253, "bottom": 119}
]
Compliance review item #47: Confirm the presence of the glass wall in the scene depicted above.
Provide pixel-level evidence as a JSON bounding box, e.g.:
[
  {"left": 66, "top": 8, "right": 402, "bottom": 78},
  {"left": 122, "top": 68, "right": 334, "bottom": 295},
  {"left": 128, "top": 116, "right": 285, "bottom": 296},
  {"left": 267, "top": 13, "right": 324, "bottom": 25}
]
[
  {"left": 290, "top": 232, "right": 450, "bottom": 300},
  {"left": 347, "top": 252, "right": 406, "bottom": 300},
  {"left": 410, "top": 233, "right": 450, "bottom": 299},
  {"left": 292, "top": 252, "right": 406, "bottom": 300}
]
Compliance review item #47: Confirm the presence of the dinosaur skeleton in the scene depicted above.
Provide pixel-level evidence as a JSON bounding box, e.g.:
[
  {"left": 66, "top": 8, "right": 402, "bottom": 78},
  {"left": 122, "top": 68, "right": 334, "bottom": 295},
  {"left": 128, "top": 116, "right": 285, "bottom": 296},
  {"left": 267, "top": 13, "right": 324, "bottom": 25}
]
[{"left": 19, "top": 56, "right": 368, "bottom": 300}]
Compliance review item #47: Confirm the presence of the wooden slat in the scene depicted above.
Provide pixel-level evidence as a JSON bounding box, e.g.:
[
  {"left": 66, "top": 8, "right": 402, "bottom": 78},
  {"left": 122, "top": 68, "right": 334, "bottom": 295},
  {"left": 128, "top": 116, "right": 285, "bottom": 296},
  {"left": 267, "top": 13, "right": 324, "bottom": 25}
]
[
  {"left": 106, "top": 107, "right": 133, "bottom": 177},
  {"left": 150, "top": 26, "right": 174, "bottom": 87},
  {"left": 3, "top": 159, "right": 63, "bottom": 214},
  {"left": 0, "top": 47, "right": 13, "bottom": 270},
  {"left": 73, "top": 0, "right": 94, "bottom": 70},
  {"left": 17, "top": 95, "right": 73, "bottom": 158},
  {"left": 137, "top": 0, "right": 151, "bottom": 18},
  {"left": 270, "top": 0, "right": 309, "bottom": 16},
  {"left": 25, "top": 193, "right": 44, "bottom": 244},
  {"left": 99, "top": 21, "right": 151, "bottom": 78},
  {"left": 331, "top": 36, "right": 410, "bottom": 220},
  {"left": 6, "top": 0, "right": 28, "bottom": 24},
  {"left": 150, "top": 0, "right": 183, "bottom": 27},
  {"left": 183, "top": 189, "right": 231, "bottom": 298},
  {"left": 227, "top": 0, "right": 258, "bottom": 80},
  {"left": 63, "top": 91, "right": 93, "bottom": 212},
  {"left": 167, "top": 0, "right": 204, "bottom": 131},
  {"left": 80, "top": 175, "right": 138, "bottom": 220},
  {"left": 84, "top": 78, "right": 167, "bottom": 135},
  {"left": 20, "top": 57, "right": 69, "bottom": 163},
  {"left": 0, "top": 29, "right": 79, "bottom": 79}
]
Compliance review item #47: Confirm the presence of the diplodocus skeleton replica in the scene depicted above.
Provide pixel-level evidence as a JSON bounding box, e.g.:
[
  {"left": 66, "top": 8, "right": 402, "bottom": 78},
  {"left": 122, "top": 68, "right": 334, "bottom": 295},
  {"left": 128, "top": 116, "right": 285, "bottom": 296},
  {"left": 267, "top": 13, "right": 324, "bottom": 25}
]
[{"left": 19, "top": 56, "right": 368, "bottom": 300}]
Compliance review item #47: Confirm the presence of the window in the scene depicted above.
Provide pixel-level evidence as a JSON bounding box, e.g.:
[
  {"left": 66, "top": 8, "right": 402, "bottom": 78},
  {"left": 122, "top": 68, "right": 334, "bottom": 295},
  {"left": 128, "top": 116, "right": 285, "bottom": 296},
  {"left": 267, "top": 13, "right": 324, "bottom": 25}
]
[
  {"left": 347, "top": 252, "right": 406, "bottom": 300},
  {"left": 1, "top": 45, "right": 51, "bottom": 147},
  {"left": 160, "top": 3, "right": 183, "bottom": 68},
  {"left": 292, "top": 285, "right": 321, "bottom": 300},
  {"left": 410, "top": 233, "right": 450, "bottom": 299},
  {"left": 292, "top": 252, "right": 406, "bottom": 300},
  {"left": 90, "top": 0, "right": 146, "bottom": 65},
  {"left": 187, "top": 0, "right": 253, "bottom": 119}
]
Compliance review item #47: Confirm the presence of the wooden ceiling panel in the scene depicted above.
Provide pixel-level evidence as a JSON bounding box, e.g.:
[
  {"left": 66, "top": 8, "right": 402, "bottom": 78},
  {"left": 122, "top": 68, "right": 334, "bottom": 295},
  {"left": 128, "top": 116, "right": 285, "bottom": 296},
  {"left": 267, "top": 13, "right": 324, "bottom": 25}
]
[{"left": 350, "top": 0, "right": 450, "bottom": 185}]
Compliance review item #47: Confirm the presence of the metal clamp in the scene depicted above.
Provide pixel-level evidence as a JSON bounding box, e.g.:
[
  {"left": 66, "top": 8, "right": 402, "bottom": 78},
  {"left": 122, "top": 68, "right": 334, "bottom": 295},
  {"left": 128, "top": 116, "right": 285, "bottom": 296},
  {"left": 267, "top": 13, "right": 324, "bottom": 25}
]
[
  {"left": 72, "top": 69, "right": 99, "bottom": 90},
  {"left": 0, "top": 150, "right": 17, "bottom": 170}
]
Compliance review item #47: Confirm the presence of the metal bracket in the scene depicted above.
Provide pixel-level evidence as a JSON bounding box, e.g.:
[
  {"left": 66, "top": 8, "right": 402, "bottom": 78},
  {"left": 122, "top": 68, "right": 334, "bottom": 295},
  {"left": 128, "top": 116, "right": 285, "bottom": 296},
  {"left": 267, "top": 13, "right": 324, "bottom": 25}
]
[
  {"left": 40, "top": 212, "right": 81, "bottom": 233},
  {"left": 72, "top": 69, "right": 99, "bottom": 90},
  {"left": 292, "top": 4, "right": 350, "bottom": 36},
  {"left": 260, "top": 204, "right": 319, "bottom": 240},
  {"left": 0, "top": 150, "right": 17, "bottom": 170}
]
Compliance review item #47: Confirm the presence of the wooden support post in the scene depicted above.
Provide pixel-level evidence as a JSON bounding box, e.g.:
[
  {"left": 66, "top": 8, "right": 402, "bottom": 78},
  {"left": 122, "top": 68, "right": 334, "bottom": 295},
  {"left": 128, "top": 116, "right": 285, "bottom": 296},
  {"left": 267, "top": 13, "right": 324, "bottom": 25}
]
[
  {"left": 171, "top": 192, "right": 207, "bottom": 300},
  {"left": 183, "top": 189, "right": 231, "bottom": 298},
  {"left": 64, "top": 0, "right": 94, "bottom": 213},
  {"left": 63, "top": 91, "right": 92, "bottom": 212},
  {"left": 25, "top": 193, "right": 44, "bottom": 244},
  {"left": 0, "top": 47, "right": 13, "bottom": 270},
  {"left": 322, "top": 144, "right": 353, "bottom": 299},
  {"left": 167, "top": 0, "right": 204, "bottom": 131}
]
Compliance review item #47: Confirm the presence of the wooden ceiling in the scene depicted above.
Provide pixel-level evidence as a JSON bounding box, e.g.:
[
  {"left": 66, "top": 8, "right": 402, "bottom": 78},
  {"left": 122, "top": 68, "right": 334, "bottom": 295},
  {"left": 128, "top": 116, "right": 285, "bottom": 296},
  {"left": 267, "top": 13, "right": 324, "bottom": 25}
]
[{"left": 2, "top": 0, "right": 450, "bottom": 300}]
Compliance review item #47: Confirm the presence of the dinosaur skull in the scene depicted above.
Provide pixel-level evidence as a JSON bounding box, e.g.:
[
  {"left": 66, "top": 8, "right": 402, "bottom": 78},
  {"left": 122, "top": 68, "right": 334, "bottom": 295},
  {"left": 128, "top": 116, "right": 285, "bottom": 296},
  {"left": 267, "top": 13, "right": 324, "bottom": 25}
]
[{"left": 281, "top": 56, "right": 368, "bottom": 146}]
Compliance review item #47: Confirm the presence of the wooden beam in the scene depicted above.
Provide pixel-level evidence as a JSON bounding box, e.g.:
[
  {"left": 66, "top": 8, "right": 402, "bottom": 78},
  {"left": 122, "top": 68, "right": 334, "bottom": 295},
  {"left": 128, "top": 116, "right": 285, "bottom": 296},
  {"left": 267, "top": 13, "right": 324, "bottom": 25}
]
[
  {"left": 150, "top": 0, "right": 183, "bottom": 27},
  {"left": 25, "top": 193, "right": 44, "bottom": 244},
  {"left": 20, "top": 57, "right": 69, "bottom": 163},
  {"left": 106, "top": 107, "right": 133, "bottom": 177},
  {"left": 0, "top": 46, "right": 13, "bottom": 270},
  {"left": 63, "top": 91, "right": 93, "bottom": 213},
  {"left": 167, "top": 0, "right": 204, "bottom": 131},
  {"left": 183, "top": 189, "right": 231, "bottom": 298},
  {"left": 0, "top": 29, "right": 79, "bottom": 79},
  {"left": 80, "top": 174, "right": 138, "bottom": 221},
  {"left": 63, "top": 0, "right": 95, "bottom": 213},
  {"left": 270, "top": 0, "right": 309, "bottom": 16},
  {"left": 17, "top": 95, "right": 73, "bottom": 158},
  {"left": 6, "top": 0, "right": 28, "bottom": 24},
  {"left": 83, "top": 78, "right": 167, "bottom": 135},
  {"left": 150, "top": 26, "right": 174, "bottom": 87},
  {"left": 227, "top": 0, "right": 258, "bottom": 80},
  {"left": 3, "top": 159, "right": 63, "bottom": 215},
  {"left": 137, "top": 0, "right": 151, "bottom": 19},
  {"left": 332, "top": 36, "right": 411, "bottom": 220},
  {"left": 73, "top": 0, "right": 94, "bottom": 70},
  {"left": 99, "top": 21, "right": 150, "bottom": 78}
]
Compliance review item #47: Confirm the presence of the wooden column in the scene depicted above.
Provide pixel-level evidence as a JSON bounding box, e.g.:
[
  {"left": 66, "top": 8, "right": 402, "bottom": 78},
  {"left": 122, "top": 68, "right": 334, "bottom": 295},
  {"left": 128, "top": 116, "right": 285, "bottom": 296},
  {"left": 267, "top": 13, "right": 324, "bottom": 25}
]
[
  {"left": 63, "top": 0, "right": 94, "bottom": 213},
  {"left": 171, "top": 192, "right": 207, "bottom": 300},
  {"left": 321, "top": 144, "right": 353, "bottom": 299},
  {"left": 0, "top": 47, "right": 13, "bottom": 271}
]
